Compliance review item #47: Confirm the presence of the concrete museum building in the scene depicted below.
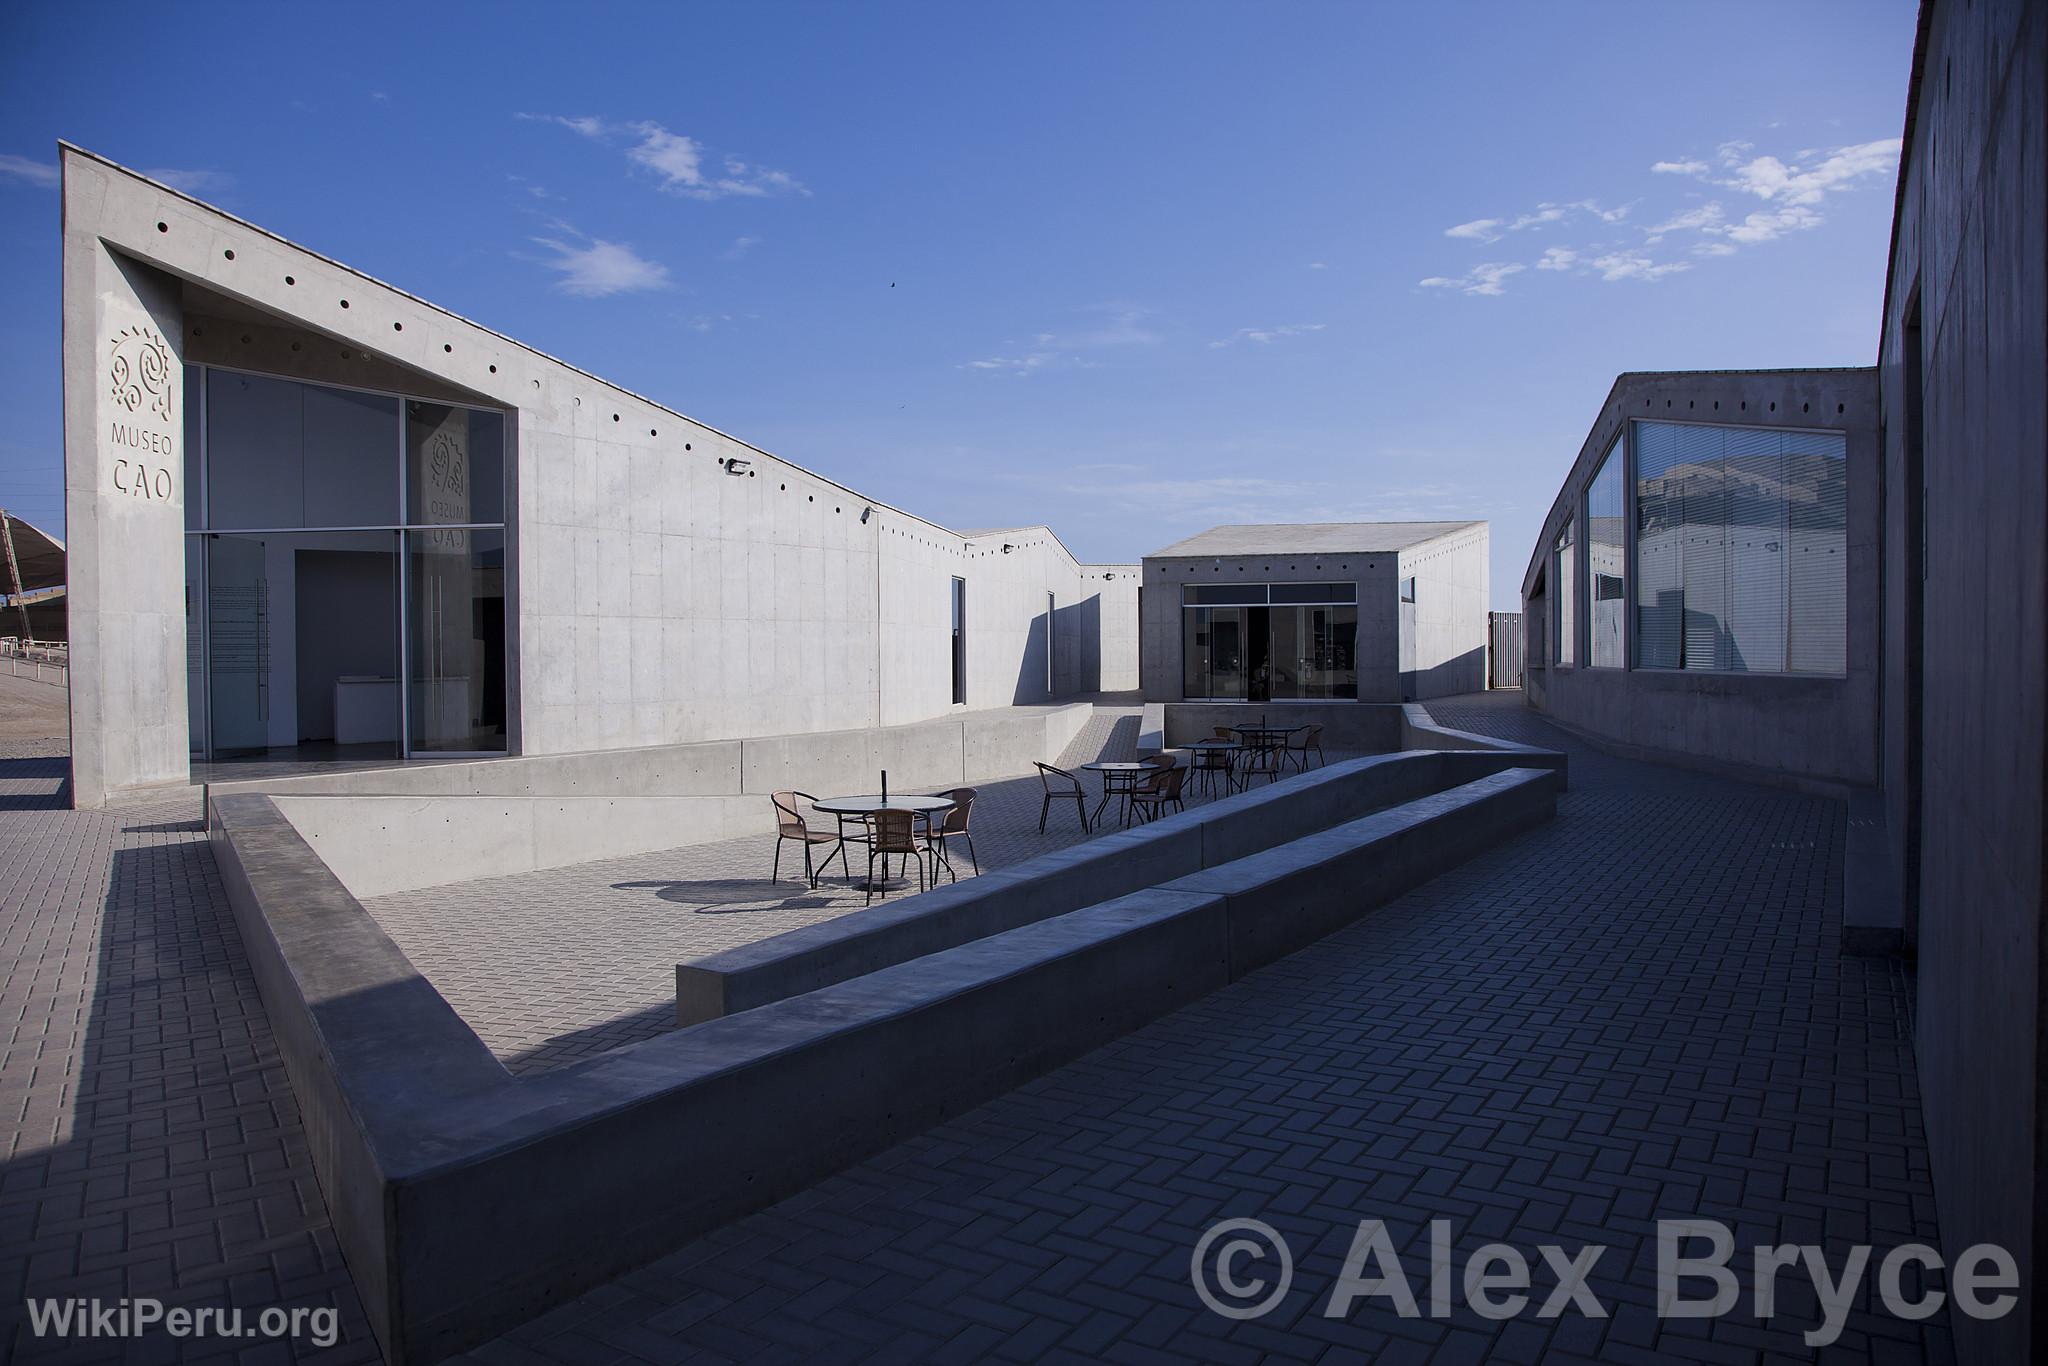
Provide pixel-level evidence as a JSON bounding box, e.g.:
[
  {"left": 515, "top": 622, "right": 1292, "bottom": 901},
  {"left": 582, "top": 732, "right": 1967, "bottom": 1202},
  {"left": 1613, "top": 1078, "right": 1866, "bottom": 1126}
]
[{"left": 60, "top": 146, "right": 1147, "bottom": 809}]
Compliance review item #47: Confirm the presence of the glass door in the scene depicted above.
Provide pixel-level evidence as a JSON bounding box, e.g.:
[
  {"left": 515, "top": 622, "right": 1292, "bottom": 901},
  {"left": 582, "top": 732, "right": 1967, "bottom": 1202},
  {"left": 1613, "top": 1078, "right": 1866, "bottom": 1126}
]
[
  {"left": 205, "top": 534, "right": 271, "bottom": 756},
  {"left": 406, "top": 528, "right": 506, "bottom": 753}
]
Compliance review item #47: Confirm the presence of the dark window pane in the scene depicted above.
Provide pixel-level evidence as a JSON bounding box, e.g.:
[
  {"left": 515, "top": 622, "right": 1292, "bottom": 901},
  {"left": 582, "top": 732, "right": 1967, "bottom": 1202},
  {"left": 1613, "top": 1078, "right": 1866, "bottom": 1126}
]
[
  {"left": 1183, "top": 584, "right": 1267, "bottom": 606},
  {"left": 1269, "top": 581, "right": 1356, "bottom": 604}
]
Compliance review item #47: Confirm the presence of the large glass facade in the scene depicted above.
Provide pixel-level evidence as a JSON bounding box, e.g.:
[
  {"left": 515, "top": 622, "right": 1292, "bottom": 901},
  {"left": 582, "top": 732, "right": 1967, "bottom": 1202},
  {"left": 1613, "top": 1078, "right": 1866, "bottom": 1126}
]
[
  {"left": 1634, "top": 420, "right": 1846, "bottom": 673},
  {"left": 1552, "top": 518, "right": 1575, "bottom": 666},
  {"left": 1181, "top": 583, "right": 1356, "bottom": 701},
  {"left": 1586, "top": 433, "right": 1626, "bottom": 668},
  {"left": 184, "top": 364, "right": 509, "bottom": 759}
]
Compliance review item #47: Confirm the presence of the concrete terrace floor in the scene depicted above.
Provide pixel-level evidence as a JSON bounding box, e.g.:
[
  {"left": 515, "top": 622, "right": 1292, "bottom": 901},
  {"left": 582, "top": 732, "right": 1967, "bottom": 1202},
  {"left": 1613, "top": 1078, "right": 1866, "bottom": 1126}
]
[
  {"left": 358, "top": 700, "right": 1343, "bottom": 1075},
  {"left": 0, "top": 694, "right": 1948, "bottom": 1363}
]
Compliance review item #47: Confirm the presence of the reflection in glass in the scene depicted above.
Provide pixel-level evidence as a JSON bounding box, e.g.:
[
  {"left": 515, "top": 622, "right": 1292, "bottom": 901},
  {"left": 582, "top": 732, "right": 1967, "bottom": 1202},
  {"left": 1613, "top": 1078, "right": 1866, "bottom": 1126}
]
[
  {"left": 1586, "top": 433, "right": 1626, "bottom": 668},
  {"left": 1634, "top": 420, "right": 1846, "bottom": 674},
  {"left": 408, "top": 402, "right": 504, "bottom": 526},
  {"left": 408, "top": 528, "right": 507, "bottom": 753}
]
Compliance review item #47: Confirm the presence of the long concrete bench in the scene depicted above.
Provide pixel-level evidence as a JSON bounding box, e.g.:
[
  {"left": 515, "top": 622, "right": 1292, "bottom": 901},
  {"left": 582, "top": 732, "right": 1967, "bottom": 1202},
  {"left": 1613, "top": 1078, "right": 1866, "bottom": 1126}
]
[
  {"left": 675, "top": 745, "right": 1565, "bottom": 1024},
  {"left": 210, "top": 757, "right": 1559, "bottom": 1364}
]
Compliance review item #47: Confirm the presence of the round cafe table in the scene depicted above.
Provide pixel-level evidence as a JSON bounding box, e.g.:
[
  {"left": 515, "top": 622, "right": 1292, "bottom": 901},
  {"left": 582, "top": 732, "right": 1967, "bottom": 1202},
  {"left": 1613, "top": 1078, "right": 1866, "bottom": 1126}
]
[
  {"left": 810, "top": 794, "right": 957, "bottom": 891},
  {"left": 1080, "top": 761, "right": 1151, "bottom": 827}
]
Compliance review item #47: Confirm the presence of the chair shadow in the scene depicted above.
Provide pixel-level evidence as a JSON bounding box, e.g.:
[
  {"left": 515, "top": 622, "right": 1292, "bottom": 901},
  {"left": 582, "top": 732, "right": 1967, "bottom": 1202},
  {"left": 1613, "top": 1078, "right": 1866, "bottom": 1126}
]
[{"left": 609, "top": 877, "right": 847, "bottom": 913}]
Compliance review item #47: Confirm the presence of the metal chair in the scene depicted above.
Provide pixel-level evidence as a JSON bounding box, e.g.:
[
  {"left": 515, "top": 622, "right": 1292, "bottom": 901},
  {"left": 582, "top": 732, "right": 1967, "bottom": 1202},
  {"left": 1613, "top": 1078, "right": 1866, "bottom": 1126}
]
[
  {"left": 1212, "top": 726, "right": 1234, "bottom": 741},
  {"left": 863, "top": 808, "right": 927, "bottom": 905},
  {"left": 1283, "top": 726, "right": 1319, "bottom": 772},
  {"left": 1188, "top": 744, "right": 1234, "bottom": 798},
  {"left": 1035, "top": 762, "right": 1091, "bottom": 833},
  {"left": 1302, "top": 724, "right": 1326, "bottom": 770},
  {"left": 923, "top": 787, "right": 979, "bottom": 881},
  {"left": 1128, "top": 765, "right": 1188, "bottom": 823},
  {"left": 771, "top": 790, "right": 844, "bottom": 886},
  {"left": 1240, "top": 739, "right": 1285, "bottom": 786}
]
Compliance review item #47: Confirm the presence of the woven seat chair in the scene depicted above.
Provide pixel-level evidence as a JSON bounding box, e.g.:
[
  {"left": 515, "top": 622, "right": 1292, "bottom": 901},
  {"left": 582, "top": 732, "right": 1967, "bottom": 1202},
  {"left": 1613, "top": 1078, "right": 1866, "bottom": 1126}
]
[
  {"left": 1128, "top": 765, "right": 1188, "bottom": 823},
  {"left": 923, "top": 787, "right": 979, "bottom": 881},
  {"left": 1240, "top": 739, "right": 1285, "bottom": 786},
  {"left": 770, "top": 790, "right": 844, "bottom": 886},
  {"left": 1035, "top": 762, "right": 1090, "bottom": 833},
  {"left": 862, "top": 808, "right": 926, "bottom": 905}
]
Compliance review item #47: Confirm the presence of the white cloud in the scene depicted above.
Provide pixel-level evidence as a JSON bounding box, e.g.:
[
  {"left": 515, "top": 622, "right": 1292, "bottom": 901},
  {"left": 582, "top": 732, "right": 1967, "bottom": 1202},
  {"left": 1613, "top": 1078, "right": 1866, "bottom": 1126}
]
[
  {"left": 1419, "top": 262, "right": 1524, "bottom": 297},
  {"left": 535, "top": 236, "right": 673, "bottom": 296},
  {"left": 1307, "top": 260, "right": 1328, "bottom": 270},
  {"left": 1536, "top": 247, "right": 1578, "bottom": 271},
  {"left": 722, "top": 235, "right": 760, "bottom": 260},
  {"left": 519, "top": 112, "right": 609, "bottom": 139},
  {"left": 1446, "top": 218, "right": 1505, "bottom": 242},
  {"left": 1720, "top": 203, "right": 1824, "bottom": 244},
  {"left": 1693, "top": 241, "right": 1738, "bottom": 257},
  {"left": 688, "top": 312, "right": 734, "bottom": 333},
  {"left": 1209, "top": 323, "right": 1325, "bottom": 348},
  {"left": 144, "top": 168, "right": 233, "bottom": 195},
  {"left": 961, "top": 351, "right": 1058, "bottom": 377},
  {"left": 0, "top": 154, "right": 59, "bottom": 188},
  {"left": 1719, "top": 138, "right": 1899, "bottom": 205},
  {"left": 962, "top": 306, "right": 1160, "bottom": 375},
  {"left": 1589, "top": 251, "right": 1690, "bottom": 283},
  {"left": 521, "top": 115, "right": 808, "bottom": 201},
  {"left": 1652, "top": 159, "right": 1709, "bottom": 176}
]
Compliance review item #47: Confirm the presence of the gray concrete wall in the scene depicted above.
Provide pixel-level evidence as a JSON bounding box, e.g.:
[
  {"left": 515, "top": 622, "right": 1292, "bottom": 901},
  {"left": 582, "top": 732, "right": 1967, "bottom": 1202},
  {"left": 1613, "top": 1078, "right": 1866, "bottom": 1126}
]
[
  {"left": 57, "top": 148, "right": 1138, "bottom": 805},
  {"left": 1517, "top": 369, "right": 1881, "bottom": 791},
  {"left": 1876, "top": 3, "right": 2048, "bottom": 1361},
  {"left": 253, "top": 703, "right": 1095, "bottom": 897},
  {"left": 60, "top": 222, "right": 191, "bottom": 807},
  {"left": 1398, "top": 523, "right": 1490, "bottom": 699},
  {"left": 1139, "top": 551, "right": 1401, "bottom": 702}
]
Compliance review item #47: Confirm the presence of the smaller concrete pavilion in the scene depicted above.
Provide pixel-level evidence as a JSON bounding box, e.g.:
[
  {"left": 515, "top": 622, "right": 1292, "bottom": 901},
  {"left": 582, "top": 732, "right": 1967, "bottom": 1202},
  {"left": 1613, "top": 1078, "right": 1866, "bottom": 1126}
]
[{"left": 1139, "top": 520, "right": 1489, "bottom": 706}]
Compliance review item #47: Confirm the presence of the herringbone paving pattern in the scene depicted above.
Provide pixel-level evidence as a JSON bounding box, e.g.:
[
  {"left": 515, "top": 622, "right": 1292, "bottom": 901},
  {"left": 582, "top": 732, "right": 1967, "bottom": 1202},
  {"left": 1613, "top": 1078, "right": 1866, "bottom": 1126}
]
[
  {"left": 0, "top": 695, "right": 1950, "bottom": 1362},
  {"left": 0, "top": 761, "right": 378, "bottom": 1362},
  {"left": 452, "top": 694, "right": 1949, "bottom": 1364}
]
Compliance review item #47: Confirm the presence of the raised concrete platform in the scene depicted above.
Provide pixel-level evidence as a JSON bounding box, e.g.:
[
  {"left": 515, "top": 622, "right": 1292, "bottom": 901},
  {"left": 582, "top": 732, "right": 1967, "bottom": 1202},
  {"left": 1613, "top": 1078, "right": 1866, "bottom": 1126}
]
[{"left": 208, "top": 750, "right": 1561, "bottom": 1363}]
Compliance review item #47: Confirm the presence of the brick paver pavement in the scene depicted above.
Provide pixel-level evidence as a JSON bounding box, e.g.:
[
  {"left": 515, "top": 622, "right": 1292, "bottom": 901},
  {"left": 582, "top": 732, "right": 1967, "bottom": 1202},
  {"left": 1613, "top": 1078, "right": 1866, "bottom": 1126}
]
[
  {"left": 363, "top": 705, "right": 1340, "bottom": 1075},
  {"left": 0, "top": 695, "right": 1950, "bottom": 1363}
]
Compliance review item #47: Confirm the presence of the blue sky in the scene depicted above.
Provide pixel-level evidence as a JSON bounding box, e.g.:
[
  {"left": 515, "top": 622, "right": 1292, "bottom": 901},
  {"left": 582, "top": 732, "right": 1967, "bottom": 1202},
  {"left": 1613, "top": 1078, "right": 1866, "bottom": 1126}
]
[{"left": 0, "top": 1, "right": 1917, "bottom": 607}]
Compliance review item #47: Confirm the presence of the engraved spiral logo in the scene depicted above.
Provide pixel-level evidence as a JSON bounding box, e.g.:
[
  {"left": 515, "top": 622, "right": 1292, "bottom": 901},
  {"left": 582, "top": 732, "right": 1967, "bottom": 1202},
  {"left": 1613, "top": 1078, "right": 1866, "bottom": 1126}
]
[
  {"left": 427, "top": 428, "right": 466, "bottom": 496},
  {"left": 109, "top": 325, "right": 173, "bottom": 424}
]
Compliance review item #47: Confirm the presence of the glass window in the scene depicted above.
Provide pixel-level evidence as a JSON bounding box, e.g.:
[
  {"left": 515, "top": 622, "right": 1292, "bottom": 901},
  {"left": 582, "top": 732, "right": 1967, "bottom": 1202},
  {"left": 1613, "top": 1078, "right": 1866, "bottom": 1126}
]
[
  {"left": 950, "top": 577, "right": 966, "bottom": 704},
  {"left": 1184, "top": 583, "right": 1268, "bottom": 606},
  {"left": 407, "top": 402, "right": 505, "bottom": 526},
  {"left": 1269, "top": 604, "right": 1358, "bottom": 699},
  {"left": 1586, "top": 432, "right": 1626, "bottom": 668},
  {"left": 1180, "top": 583, "right": 1359, "bottom": 700},
  {"left": 1634, "top": 420, "right": 1846, "bottom": 673},
  {"left": 1552, "top": 519, "right": 1575, "bottom": 666},
  {"left": 1398, "top": 577, "right": 1416, "bottom": 604},
  {"left": 1270, "top": 581, "right": 1356, "bottom": 604},
  {"left": 206, "top": 370, "right": 401, "bottom": 529}
]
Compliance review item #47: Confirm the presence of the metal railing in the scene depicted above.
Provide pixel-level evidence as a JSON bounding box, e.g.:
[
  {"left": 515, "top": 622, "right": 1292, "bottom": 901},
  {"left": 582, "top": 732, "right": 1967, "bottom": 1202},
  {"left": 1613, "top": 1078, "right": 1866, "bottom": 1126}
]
[{"left": 0, "top": 638, "right": 67, "bottom": 687}]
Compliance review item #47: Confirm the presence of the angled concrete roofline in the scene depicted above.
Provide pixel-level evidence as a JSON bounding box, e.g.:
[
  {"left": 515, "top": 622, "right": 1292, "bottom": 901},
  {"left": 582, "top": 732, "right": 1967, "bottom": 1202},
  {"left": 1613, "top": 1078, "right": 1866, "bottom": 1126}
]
[
  {"left": 57, "top": 142, "right": 1127, "bottom": 574},
  {"left": 1143, "top": 520, "right": 1488, "bottom": 560},
  {"left": 956, "top": 524, "right": 1138, "bottom": 570}
]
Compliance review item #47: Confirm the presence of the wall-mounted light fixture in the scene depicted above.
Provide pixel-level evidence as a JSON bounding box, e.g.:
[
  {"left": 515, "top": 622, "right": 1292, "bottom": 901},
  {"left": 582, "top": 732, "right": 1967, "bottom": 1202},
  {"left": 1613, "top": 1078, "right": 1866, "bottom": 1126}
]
[
  {"left": 1002, "top": 543, "right": 1015, "bottom": 554},
  {"left": 860, "top": 506, "right": 873, "bottom": 524},
  {"left": 1103, "top": 572, "right": 1115, "bottom": 581},
  {"left": 725, "top": 457, "right": 751, "bottom": 475}
]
